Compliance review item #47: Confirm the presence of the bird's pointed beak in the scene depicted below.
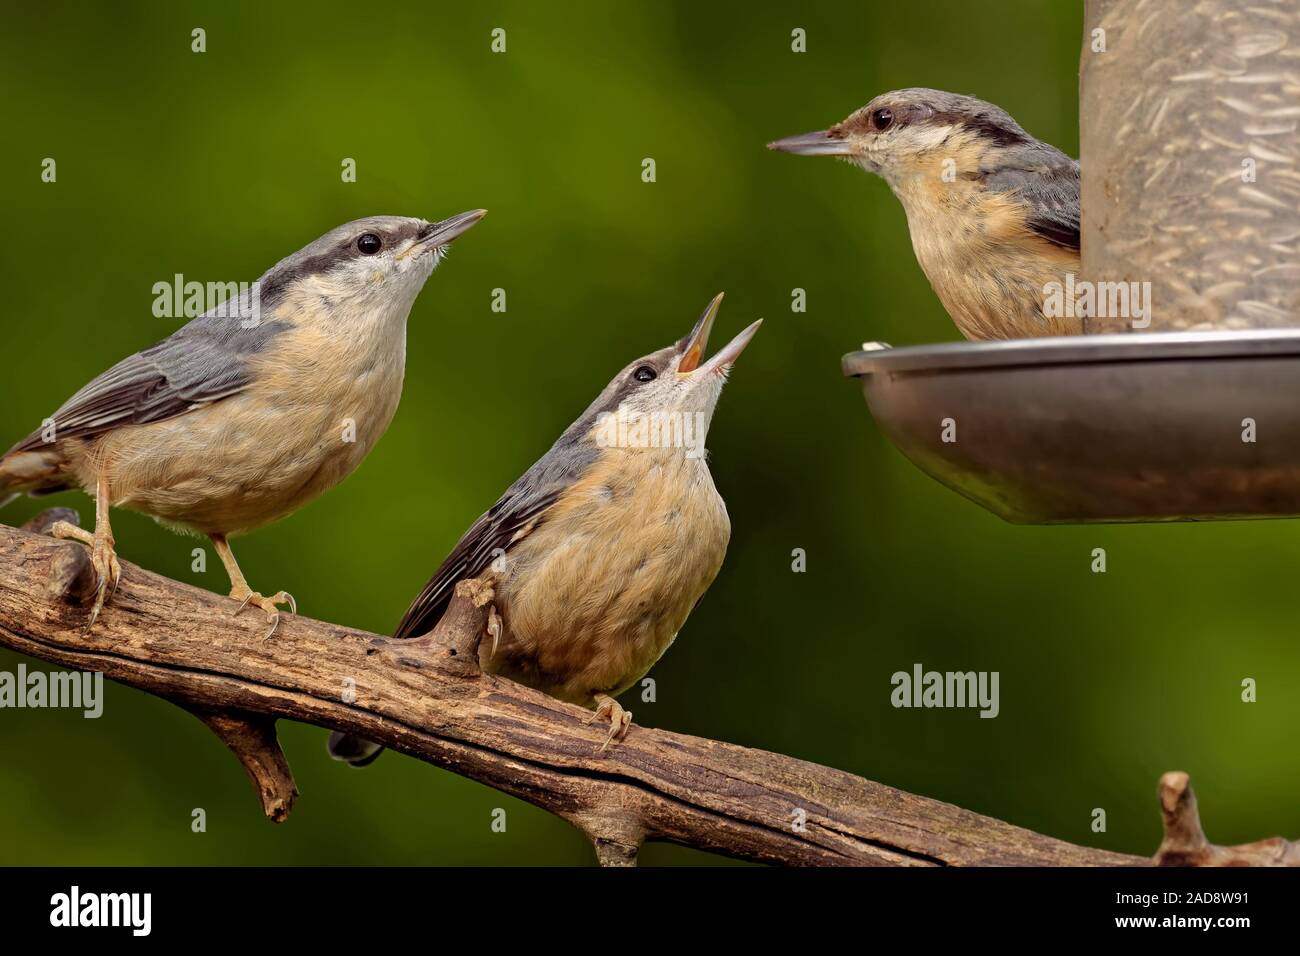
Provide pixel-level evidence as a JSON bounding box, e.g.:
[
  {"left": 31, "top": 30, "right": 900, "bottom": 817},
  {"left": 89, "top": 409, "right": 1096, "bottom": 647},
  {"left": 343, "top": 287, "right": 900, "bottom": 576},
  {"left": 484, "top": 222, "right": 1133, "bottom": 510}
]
[
  {"left": 766, "top": 129, "right": 852, "bottom": 156},
  {"left": 420, "top": 208, "right": 488, "bottom": 247},
  {"left": 677, "top": 292, "right": 724, "bottom": 373},
  {"left": 697, "top": 319, "right": 762, "bottom": 376}
]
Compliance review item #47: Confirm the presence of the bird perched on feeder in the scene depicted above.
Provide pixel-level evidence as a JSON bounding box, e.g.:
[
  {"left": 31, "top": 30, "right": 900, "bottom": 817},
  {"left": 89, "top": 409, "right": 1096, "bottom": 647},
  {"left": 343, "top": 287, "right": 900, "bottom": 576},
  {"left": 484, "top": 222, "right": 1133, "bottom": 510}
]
[
  {"left": 769, "top": 88, "right": 1080, "bottom": 340},
  {"left": 0, "top": 210, "right": 486, "bottom": 637},
  {"left": 328, "top": 293, "right": 760, "bottom": 763}
]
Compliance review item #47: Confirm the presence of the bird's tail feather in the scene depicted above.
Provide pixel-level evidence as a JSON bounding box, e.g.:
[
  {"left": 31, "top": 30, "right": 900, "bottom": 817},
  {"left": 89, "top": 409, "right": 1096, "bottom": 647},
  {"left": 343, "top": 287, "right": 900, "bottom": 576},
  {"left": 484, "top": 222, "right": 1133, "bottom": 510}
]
[
  {"left": 327, "top": 731, "right": 386, "bottom": 768},
  {"left": 0, "top": 448, "right": 71, "bottom": 505}
]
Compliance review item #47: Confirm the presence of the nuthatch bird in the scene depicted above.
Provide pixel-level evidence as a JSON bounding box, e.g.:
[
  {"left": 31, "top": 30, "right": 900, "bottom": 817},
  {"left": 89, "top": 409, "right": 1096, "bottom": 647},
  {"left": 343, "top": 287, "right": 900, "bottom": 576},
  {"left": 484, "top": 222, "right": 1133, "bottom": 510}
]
[
  {"left": 769, "top": 88, "right": 1080, "bottom": 340},
  {"left": 0, "top": 210, "right": 486, "bottom": 636},
  {"left": 329, "top": 293, "right": 760, "bottom": 762}
]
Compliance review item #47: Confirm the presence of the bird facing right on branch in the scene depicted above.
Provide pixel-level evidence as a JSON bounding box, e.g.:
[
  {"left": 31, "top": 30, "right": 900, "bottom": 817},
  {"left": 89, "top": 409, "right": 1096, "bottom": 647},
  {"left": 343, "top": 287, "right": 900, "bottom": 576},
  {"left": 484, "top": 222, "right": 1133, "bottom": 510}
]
[
  {"left": 769, "top": 88, "right": 1080, "bottom": 340},
  {"left": 328, "top": 293, "right": 760, "bottom": 764},
  {"left": 0, "top": 210, "right": 486, "bottom": 637}
]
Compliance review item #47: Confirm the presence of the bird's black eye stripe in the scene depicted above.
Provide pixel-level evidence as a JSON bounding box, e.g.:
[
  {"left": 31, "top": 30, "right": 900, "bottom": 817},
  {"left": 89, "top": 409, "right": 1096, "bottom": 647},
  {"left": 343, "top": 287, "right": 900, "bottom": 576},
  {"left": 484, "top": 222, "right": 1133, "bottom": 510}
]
[
  {"left": 356, "top": 233, "right": 383, "bottom": 255},
  {"left": 869, "top": 107, "right": 894, "bottom": 132},
  {"left": 633, "top": 365, "right": 657, "bottom": 383}
]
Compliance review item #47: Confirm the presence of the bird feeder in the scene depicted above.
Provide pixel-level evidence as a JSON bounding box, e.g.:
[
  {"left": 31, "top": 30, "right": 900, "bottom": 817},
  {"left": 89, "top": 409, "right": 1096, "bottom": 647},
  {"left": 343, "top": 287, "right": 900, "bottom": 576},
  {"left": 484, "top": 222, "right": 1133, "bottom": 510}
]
[{"left": 843, "top": 0, "right": 1300, "bottom": 522}]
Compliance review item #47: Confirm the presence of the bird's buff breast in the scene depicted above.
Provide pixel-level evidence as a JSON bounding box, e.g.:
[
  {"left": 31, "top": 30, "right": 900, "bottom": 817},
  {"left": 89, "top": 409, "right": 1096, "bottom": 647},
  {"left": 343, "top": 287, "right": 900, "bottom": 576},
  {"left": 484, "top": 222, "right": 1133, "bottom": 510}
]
[
  {"left": 84, "top": 321, "right": 406, "bottom": 535},
  {"left": 487, "top": 447, "right": 730, "bottom": 707},
  {"left": 897, "top": 175, "right": 1080, "bottom": 339}
]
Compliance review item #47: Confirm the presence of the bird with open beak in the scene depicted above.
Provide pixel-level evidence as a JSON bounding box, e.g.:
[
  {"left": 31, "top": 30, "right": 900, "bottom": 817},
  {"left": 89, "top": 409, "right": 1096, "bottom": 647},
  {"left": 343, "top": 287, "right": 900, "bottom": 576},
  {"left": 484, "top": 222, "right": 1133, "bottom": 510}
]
[
  {"left": 329, "top": 293, "right": 760, "bottom": 762},
  {"left": 0, "top": 210, "right": 486, "bottom": 636},
  {"left": 769, "top": 88, "right": 1080, "bottom": 340}
]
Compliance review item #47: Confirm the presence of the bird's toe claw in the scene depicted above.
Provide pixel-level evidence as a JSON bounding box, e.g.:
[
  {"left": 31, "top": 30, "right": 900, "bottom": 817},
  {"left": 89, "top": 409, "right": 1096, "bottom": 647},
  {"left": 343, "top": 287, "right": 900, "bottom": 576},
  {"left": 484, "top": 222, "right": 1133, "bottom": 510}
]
[
  {"left": 486, "top": 604, "right": 502, "bottom": 658},
  {"left": 72, "top": 533, "right": 120, "bottom": 633},
  {"left": 107, "top": 551, "right": 122, "bottom": 601},
  {"left": 589, "top": 695, "right": 632, "bottom": 753},
  {"left": 232, "top": 590, "right": 297, "bottom": 641}
]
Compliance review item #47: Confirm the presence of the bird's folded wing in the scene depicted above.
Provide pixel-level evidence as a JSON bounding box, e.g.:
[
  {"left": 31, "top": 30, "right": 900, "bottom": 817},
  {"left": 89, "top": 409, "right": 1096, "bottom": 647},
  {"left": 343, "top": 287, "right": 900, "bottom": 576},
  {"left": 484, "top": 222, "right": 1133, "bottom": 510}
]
[
  {"left": 6, "top": 312, "right": 289, "bottom": 455},
  {"left": 394, "top": 438, "right": 601, "bottom": 640},
  {"left": 1022, "top": 176, "right": 1080, "bottom": 252},
  {"left": 984, "top": 152, "right": 1080, "bottom": 253}
]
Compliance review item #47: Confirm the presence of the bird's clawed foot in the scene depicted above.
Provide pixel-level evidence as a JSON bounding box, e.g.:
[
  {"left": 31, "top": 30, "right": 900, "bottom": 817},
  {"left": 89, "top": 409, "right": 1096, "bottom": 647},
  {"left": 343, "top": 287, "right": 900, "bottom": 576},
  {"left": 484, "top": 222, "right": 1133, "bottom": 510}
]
[
  {"left": 51, "top": 520, "right": 121, "bottom": 631},
  {"left": 231, "top": 588, "right": 297, "bottom": 641},
  {"left": 586, "top": 694, "right": 632, "bottom": 753},
  {"left": 486, "top": 604, "right": 503, "bottom": 658}
]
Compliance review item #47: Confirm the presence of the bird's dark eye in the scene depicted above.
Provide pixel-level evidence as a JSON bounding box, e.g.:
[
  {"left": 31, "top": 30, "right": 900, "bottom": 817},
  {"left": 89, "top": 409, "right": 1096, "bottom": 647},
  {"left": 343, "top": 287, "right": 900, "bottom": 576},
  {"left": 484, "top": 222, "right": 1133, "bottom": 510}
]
[
  {"left": 633, "top": 365, "right": 657, "bottom": 383},
  {"left": 869, "top": 107, "right": 895, "bottom": 132},
  {"left": 356, "top": 233, "right": 382, "bottom": 255}
]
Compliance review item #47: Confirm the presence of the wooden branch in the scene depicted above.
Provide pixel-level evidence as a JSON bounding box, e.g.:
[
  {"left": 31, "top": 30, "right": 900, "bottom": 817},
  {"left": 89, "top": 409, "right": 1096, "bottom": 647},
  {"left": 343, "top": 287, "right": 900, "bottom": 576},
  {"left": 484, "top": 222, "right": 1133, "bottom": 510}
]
[
  {"left": 0, "top": 515, "right": 1293, "bottom": 867},
  {"left": 1154, "top": 772, "right": 1300, "bottom": 866},
  {"left": 186, "top": 709, "right": 298, "bottom": 823}
]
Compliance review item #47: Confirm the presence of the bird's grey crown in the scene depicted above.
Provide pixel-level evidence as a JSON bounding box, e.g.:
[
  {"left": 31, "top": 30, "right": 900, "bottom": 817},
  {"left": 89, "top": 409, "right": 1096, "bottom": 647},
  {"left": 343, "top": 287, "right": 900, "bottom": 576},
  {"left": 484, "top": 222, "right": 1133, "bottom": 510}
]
[
  {"left": 867, "top": 88, "right": 1035, "bottom": 147},
  {"left": 258, "top": 215, "right": 430, "bottom": 304},
  {"left": 566, "top": 344, "right": 681, "bottom": 441}
]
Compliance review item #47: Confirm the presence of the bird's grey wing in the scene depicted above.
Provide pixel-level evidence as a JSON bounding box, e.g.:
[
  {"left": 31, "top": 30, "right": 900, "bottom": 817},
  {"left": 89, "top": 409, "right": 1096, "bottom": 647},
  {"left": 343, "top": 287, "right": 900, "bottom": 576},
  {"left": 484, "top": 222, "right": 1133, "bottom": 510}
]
[
  {"left": 394, "top": 439, "right": 600, "bottom": 640},
  {"left": 983, "top": 151, "right": 1080, "bottom": 253},
  {"left": 7, "top": 311, "right": 289, "bottom": 455}
]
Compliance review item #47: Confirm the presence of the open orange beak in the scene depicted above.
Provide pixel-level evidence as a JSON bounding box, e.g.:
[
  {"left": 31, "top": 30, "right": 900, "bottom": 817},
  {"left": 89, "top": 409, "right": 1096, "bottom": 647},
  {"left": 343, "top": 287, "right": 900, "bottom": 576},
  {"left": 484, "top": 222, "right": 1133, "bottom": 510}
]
[
  {"left": 677, "top": 292, "right": 762, "bottom": 376},
  {"left": 678, "top": 293, "right": 723, "bottom": 373}
]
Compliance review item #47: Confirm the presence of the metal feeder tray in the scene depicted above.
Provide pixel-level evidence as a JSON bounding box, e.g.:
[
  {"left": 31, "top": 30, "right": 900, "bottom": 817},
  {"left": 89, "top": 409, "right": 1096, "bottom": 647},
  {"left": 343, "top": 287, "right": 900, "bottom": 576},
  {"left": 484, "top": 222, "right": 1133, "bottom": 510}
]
[{"left": 842, "top": 330, "right": 1300, "bottom": 524}]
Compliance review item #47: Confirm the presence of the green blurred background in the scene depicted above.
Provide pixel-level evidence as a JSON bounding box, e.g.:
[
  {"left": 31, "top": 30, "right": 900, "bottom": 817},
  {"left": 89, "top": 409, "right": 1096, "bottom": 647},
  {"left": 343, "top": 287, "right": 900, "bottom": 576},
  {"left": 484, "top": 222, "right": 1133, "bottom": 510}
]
[{"left": 1, "top": 0, "right": 1295, "bottom": 866}]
